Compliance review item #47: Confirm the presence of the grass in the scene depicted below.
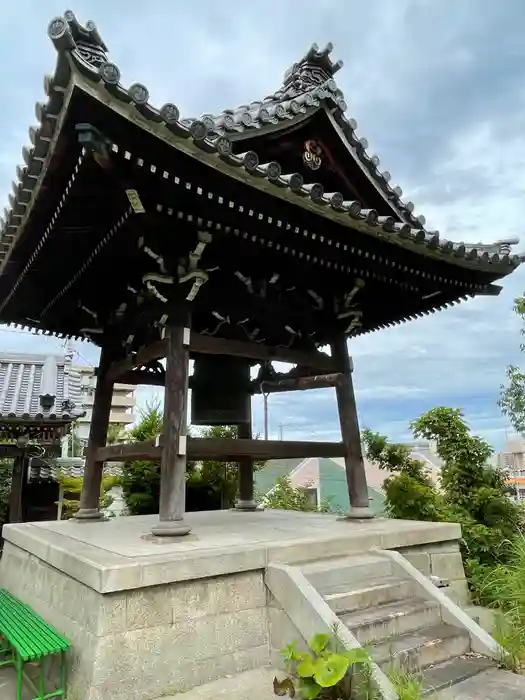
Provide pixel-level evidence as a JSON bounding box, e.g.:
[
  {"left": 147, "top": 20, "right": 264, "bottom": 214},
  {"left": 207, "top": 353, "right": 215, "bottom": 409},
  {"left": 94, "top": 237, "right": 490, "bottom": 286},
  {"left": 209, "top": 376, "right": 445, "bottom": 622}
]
[
  {"left": 386, "top": 666, "right": 424, "bottom": 700},
  {"left": 477, "top": 535, "right": 525, "bottom": 673}
]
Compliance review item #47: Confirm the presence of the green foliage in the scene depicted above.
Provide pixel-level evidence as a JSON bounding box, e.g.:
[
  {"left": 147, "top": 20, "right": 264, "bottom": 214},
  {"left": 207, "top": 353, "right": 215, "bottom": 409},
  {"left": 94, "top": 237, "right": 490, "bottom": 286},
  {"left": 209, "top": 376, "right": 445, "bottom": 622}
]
[
  {"left": 121, "top": 400, "right": 164, "bottom": 515},
  {"left": 121, "top": 401, "right": 266, "bottom": 514},
  {"left": 275, "top": 634, "right": 371, "bottom": 699},
  {"left": 0, "top": 459, "right": 12, "bottom": 532},
  {"left": 363, "top": 407, "right": 522, "bottom": 601},
  {"left": 387, "top": 669, "right": 423, "bottom": 700},
  {"left": 264, "top": 476, "right": 317, "bottom": 512},
  {"left": 56, "top": 472, "right": 117, "bottom": 519},
  {"left": 412, "top": 407, "right": 521, "bottom": 568},
  {"left": 362, "top": 430, "right": 444, "bottom": 522},
  {"left": 67, "top": 425, "right": 85, "bottom": 457},
  {"left": 472, "top": 536, "right": 525, "bottom": 672},
  {"left": 499, "top": 295, "right": 525, "bottom": 434}
]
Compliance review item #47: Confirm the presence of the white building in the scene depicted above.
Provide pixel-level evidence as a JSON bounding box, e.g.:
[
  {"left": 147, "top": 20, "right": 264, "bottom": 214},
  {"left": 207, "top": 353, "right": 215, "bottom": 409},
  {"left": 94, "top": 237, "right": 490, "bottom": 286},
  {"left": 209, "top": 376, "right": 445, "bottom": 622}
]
[{"left": 71, "top": 364, "right": 136, "bottom": 443}]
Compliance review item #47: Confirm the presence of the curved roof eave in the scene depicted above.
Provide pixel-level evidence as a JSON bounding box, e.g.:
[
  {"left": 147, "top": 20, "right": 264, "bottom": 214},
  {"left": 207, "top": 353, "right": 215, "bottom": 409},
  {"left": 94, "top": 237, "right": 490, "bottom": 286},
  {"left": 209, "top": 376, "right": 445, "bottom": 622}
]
[{"left": 0, "top": 11, "right": 522, "bottom": 287}]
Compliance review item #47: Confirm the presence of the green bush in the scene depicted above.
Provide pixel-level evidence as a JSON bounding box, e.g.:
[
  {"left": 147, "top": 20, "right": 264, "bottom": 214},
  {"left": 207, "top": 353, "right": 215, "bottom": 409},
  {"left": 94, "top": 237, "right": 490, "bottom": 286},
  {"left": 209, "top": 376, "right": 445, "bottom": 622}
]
[
  {"left": 121, "top": 401, "right": 265, "bottom": 514},
  {"left": 363, "top": 407, "right": 522, "bottom": 600}
]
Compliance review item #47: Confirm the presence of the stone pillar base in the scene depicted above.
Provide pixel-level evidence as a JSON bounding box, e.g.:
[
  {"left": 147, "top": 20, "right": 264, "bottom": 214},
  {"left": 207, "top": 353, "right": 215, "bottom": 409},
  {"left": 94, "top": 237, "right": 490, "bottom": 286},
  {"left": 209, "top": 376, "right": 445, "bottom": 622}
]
[
  {"left": 233, "top": 500, "right": 262, "bottom": 511},
  {"left": 151, "top": 519, "right": 192, "bottom": 537},
  {"left": 340, "top": 507, "right": 375, "bottom": 520},
  {"left": 73, "top": 508, "right": 108, "bottom": 522}
]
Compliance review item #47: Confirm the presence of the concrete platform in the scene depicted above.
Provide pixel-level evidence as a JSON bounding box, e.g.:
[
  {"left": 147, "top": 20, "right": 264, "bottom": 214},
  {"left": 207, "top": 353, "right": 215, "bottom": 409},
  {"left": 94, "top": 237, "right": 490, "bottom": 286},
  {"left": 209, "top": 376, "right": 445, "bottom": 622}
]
[
  {"left": 1, "top": 509, "right": 461, "bottom": 593},
  {"left": 0, "top": 511, "right": 465, "bottom": 700}
]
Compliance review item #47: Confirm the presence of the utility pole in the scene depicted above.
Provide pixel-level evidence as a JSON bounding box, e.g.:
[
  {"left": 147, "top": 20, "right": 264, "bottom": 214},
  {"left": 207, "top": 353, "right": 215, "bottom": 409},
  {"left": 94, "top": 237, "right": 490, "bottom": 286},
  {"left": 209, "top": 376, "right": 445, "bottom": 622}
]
[{"left": 263, "top": 392, "right": 269, "bottom": 440}]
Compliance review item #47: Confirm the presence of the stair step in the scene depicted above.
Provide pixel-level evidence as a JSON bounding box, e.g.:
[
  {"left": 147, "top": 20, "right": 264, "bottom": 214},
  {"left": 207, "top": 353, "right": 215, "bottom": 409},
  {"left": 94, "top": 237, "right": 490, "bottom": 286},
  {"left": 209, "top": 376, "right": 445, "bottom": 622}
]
[
  {"left": 431, "top": 667, "right": 525, "bottom": 699},
  {"left": 325, "top": 576, "right": 418, "bottom": 613},
  {"left": 342, "top": 597, "right": 441, "bottom": 644},
  {"left": 300, "top": 553, "right": 394, "bottom": 591},
  {"left": 371, "top": 623, "right": 470, "bottom": 671},
  {"left": 421, "top": 655, "right": 496, "bottom": 696}
]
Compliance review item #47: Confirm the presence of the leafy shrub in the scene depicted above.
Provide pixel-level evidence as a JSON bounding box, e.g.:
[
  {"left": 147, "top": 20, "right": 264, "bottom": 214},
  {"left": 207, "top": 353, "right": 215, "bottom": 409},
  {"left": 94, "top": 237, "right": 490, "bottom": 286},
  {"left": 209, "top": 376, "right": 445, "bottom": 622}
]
[
  {"left": 363, "top": 407, "right": 522, "bottom": 600},
  {"left": 57, "top": 473, "right": 118, "bottom": 519},
  {"left": 275, "top": 633, "right": 371, "bottom": 699}
]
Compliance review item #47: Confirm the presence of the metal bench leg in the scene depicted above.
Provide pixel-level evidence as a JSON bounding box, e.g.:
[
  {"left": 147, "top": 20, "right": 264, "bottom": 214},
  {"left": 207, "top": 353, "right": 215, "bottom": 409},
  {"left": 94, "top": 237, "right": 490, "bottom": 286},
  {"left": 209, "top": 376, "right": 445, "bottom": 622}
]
[
  {"left": 15, "top": 653, "right": 23, "bottom": 700},
  {"left": 59, "top": 651, "right": 67, "bottom": 699}
]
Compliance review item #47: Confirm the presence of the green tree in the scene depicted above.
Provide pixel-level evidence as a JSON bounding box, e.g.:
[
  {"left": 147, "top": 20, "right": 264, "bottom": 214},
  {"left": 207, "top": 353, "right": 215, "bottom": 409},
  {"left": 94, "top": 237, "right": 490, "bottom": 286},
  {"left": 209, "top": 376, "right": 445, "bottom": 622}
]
[
  {"left": 362, "top": 429, "right": 445, "bottom": 522},
  {"left": 106, "top": 423, "right": 126, "bottom": 445},
  {"left": 412, "top": 407, "right": 520, "bottom": 565},
  {"left": 120, "top": 400, "right": 164, "bottom": 515},
  {"left": 500, "top": 295, "right": 525, "bottom": 433},
  {"left": 121, "top": 402, "right": 263, "bottom": 514},
  {"left": 68, "top": 425, "right": 84, "bottom": 457},
  {"left": 363, "top": 407, "right": 522, "bottom": 599}
]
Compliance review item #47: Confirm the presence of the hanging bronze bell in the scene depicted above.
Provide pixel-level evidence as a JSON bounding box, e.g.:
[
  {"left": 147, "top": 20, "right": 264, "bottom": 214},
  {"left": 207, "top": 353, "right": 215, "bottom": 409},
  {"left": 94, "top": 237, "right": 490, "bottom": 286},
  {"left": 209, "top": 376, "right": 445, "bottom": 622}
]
[{"left": 191, "top": 356, "right": 251, "bottom": 425}]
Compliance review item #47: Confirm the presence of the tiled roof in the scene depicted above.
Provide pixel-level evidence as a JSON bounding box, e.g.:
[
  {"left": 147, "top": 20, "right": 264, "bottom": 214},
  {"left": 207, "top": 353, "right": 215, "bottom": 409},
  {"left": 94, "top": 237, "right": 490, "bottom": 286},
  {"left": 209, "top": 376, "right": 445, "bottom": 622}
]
[
  {"left": 0, "top": 351, "right": 85, "bottom": 423},
  {"left": 29, "top": 457, "right": 122, "bottom": 481},
  {"left": 0, "top": 8, "right": 522, "bottom": 300}
]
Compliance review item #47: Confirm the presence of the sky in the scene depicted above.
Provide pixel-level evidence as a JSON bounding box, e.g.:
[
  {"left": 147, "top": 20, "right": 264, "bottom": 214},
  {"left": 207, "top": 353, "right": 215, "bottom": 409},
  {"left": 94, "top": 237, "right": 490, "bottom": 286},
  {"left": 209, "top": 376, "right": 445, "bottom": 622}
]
[{"left": 1, "top": 1, "right": 525, "bottom": 450}]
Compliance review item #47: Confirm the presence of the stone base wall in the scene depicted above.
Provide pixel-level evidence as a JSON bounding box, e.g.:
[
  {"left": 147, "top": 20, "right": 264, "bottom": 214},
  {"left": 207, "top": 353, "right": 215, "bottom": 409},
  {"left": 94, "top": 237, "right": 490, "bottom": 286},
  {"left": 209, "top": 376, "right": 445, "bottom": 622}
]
[
  {"left": 0, "top": 542, "right": 269, "bottom": 700},
  {"left": 395, "top": 540, "right": 470, "bottom": 605}
]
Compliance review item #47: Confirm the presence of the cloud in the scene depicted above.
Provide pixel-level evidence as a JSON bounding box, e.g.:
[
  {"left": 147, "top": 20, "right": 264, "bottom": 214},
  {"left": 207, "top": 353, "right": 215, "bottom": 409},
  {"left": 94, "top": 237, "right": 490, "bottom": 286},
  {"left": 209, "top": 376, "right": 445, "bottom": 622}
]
[{"left": 0, "top": 0, "right": 524, "bottom": 450}]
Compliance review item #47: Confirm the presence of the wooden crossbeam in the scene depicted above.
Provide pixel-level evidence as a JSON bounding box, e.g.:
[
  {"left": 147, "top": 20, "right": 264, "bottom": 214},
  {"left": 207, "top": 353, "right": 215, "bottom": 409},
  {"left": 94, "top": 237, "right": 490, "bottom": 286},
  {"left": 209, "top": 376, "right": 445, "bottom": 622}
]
[
  {"left": 105, "top": 332, "right": 337, "bottom": 383},
  {"left": 95, "top": 437, "right": 346, "bottom": 463},
  {"left": 253, "top": 372, "right": 345, "bottom": 394}
]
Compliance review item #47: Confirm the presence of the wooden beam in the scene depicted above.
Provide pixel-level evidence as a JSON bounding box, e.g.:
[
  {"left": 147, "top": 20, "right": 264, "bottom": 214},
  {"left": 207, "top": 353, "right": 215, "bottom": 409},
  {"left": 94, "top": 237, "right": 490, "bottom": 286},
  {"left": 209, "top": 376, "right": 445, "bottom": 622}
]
[
  {"left": 106, "top": 332, "right": 337, "bottom": 384},
  {"left": 118, "top": 370, "right": 166, "bottom": 387},
  {"left": 96, "top": 437, "right": 346, "bottom": 463},
  {"left": 190, "top": 333, "right": 336, "bottom": 371},
  {"left": 105, "top": 339, "right": 167, "bottom": 383},
  {"left": 253, "top": 372, "right": 345, "bottom": 394}
]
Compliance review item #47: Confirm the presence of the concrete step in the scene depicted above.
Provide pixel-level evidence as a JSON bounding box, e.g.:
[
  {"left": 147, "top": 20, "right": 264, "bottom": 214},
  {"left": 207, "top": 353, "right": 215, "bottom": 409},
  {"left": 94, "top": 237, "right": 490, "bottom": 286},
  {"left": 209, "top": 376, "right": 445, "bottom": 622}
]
[
  {"left": 157, "top": 667, "right": 278, "bottom": 700},
  {"left": 342, "top": 597, "right": 441, "bottom": 644},
  {"left": 300, "top": 553, "right": 394, "bottom": 591},
  {"left": 431, "top": 667, "right": 525, "bottom": 699},
  {"left": 421, "top": 655, "right": 496, "bottom": 696},
  {"left": 324, "top": 575, "right": 419, "bottom": 614},
  {"left": 371, "top": 623, "right": 470, "bottom": 671}
]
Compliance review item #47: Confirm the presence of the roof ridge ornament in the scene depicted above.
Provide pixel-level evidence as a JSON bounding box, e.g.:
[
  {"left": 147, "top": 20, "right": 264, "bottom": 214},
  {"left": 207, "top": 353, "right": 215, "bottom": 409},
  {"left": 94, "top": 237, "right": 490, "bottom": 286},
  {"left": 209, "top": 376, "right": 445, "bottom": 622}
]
[
  {"left": 282, "top": 42, "right": 343, "bottom": 93},
  {"left": 48, "top": 10, "right": 108, "bottom": 72}
]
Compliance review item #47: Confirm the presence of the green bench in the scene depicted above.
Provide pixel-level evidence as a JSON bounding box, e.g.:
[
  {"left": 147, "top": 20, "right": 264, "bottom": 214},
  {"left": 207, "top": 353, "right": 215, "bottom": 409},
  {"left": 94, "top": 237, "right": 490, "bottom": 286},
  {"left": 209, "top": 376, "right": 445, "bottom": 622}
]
[{"left": 0, "top": 589, "right": 69, "bottom": 700}]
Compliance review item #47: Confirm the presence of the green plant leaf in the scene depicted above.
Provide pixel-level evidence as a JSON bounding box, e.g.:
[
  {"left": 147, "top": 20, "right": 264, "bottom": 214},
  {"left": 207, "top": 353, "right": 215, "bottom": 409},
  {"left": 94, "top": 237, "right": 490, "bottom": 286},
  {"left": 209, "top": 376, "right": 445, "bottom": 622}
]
[
  {"left": 344, "top": 647, "right": 370, "bottom": 665},
  {"left": 309, "top": 633, "right": 329, "bottom": 655},
  {"left": 297, "top": 678, "right": 321, "bottom": 699},
  {"left": 313, "top": 653, "right": 349, "bottom": 688},
  {"left": 296, "top": 655, "right": 318, "bottom": 679}
]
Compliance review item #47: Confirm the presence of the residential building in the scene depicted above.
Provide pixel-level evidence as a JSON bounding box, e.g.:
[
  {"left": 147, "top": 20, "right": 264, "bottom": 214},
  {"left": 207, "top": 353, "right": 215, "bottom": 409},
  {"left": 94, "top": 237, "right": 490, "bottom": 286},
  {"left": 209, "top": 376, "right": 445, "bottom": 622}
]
[
  {"left": 497, "top": 437, "right": 525, "bottom": 503},
  {"left": 73, "top": 364, "right": 136, "bottom": 442},
  {"left": 255, "top": 440, "right": 442, "bottom": 515}
]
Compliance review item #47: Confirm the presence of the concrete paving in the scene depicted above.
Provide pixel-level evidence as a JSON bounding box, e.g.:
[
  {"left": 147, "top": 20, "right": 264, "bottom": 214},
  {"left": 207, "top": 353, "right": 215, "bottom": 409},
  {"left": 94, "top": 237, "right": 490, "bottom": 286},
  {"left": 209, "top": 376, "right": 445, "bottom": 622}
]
[
  {"left": 433, "top": 667, "right": 525, "bottom": 698},
  {"left": 158, "top": 667, "right": 278, "bottom": 700}
]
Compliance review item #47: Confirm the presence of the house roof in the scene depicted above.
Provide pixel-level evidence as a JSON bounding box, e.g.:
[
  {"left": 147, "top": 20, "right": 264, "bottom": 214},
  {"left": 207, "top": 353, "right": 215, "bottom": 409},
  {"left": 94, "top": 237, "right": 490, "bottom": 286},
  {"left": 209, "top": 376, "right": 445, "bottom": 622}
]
[
  {"left": 29, "top": 457, "right": 121, "bottom": 481},
  {"left": 0, "top": 349, "right": 85, "bottom": 437}
]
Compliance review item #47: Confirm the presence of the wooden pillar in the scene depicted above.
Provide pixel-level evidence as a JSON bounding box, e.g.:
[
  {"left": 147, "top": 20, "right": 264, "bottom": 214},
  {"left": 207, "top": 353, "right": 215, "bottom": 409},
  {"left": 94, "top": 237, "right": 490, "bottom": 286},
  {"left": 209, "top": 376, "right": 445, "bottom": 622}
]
[
  {"left": 330, "top": 335, "right": 373, "bottom": 518},
  {"left": 235, "top": 395, "right": 258, "bottom": 511},
  {"left": 8, "top": 453, "right": 29, "bottom": 523},
  {"left": 75, "top": 347, "right": 114, "bottom": 520},
  {"left": 151, "top": 324, "right": 191, "bottom": 536}
]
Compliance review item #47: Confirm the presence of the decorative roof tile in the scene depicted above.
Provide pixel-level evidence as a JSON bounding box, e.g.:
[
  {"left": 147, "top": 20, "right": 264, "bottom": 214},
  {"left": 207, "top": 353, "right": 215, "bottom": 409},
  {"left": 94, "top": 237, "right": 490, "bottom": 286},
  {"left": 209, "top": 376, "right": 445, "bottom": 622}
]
[
  {"left": 29, "top": 457, "right": 121, "bottom": 481},
  {"left": 0, "top": 351, "right": 85, "bottom": 422},
  {"left": 0, "top": 9, "right": 522, "bottom": 328}
]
